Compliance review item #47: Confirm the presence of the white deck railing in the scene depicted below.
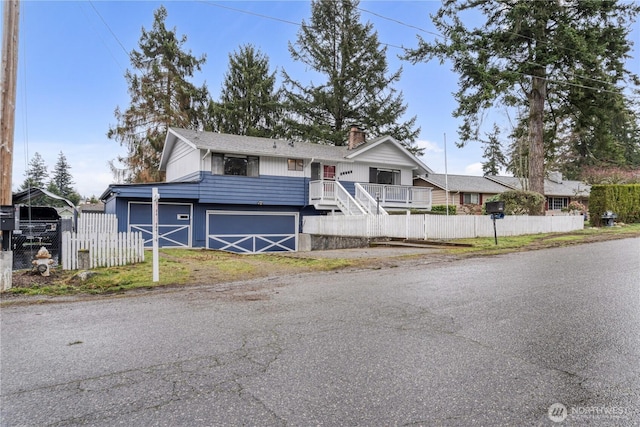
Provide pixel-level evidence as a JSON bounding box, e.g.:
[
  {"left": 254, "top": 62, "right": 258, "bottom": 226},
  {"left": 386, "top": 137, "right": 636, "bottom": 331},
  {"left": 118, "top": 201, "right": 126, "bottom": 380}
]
[
  {"left": 355, "top": 183, "right": 388, "bottom": 215},
  {"left": 310, "top": 181, "right": 432, "bottom": 211},
  {"left": 359, "top": 183, "right": 432, "bottom": 209},
  {"left": 309, "top": 181, "right": 366, "bottom": 215}
]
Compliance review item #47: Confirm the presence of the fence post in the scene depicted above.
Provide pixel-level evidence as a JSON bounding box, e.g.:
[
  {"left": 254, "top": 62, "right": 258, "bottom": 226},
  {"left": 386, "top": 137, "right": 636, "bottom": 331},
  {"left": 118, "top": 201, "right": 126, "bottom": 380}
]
[{"left": 78, "top": 249, "right": 90, "bottom": 270}]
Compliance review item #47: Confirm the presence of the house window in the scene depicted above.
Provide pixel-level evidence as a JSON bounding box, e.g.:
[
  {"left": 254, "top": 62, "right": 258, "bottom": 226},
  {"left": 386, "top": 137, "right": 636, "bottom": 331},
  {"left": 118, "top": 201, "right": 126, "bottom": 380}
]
[
  {"left": 548, "top": 197, "right": 568, "bottom": 210},
  {"left": 288, "top": 158, "right": 304, "bottom": 171},
  {"left": 369, "top": 168, "right": 400, "bottom": 185},
  {"left": 212, "top": 154, "right": 259, "bottom": 177},
  {"left": 323, "top": 165, "right": 336, "bottom": 180},
  {"left": 462, "top": 193, "right": 480, "bottom": 204}
]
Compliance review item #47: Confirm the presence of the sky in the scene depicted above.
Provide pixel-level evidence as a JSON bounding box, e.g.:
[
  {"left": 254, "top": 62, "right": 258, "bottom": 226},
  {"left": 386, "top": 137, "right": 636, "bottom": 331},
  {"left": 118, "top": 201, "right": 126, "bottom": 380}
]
[{"left": 7, "top": 1, "right": 640, "bottom": 199}]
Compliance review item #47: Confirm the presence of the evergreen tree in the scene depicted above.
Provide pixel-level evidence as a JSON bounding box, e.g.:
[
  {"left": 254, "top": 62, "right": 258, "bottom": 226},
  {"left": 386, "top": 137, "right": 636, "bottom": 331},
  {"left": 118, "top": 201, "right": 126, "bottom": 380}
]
[
  {"left": 20, "top": 152, "right": 48, "bottom": 190},
  {"left": 208, "top": 44, "right": 282, "bottom": 137},
  {"left": 481, "top": 124, "right": 506, "bottom": 176},
  {"left": 48, "top": 151, "right": 80, "bottom": 205},
  {"left": 108, "top": 6, "right": 209, "bottom": 183},
  {"left": 404, "top": 0, "right": 640, "bottom": 207},
  {"left": 282, "top": 0, "right": 420, "bottom": 152}
]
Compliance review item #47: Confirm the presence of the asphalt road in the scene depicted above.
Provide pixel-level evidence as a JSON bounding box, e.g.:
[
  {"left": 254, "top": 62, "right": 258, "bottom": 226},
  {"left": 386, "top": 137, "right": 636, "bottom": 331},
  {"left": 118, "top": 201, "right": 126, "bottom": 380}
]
[{"left": 1, "top": 238, "right": 639, "bottom": 426}]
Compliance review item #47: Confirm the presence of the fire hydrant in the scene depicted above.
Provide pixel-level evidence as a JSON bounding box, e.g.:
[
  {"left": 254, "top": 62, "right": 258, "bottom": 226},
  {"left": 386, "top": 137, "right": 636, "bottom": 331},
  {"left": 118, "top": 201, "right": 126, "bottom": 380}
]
[{"left": 32, "top": 246, "right": 54, "bottom": 276}]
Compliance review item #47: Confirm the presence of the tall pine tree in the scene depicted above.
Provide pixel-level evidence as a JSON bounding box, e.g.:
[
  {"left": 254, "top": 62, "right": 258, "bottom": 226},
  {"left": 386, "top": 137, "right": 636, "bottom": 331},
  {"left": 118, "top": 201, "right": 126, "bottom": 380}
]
[
  {"left": 481, "top": 124, "right": 506, "bottom": 176},
  {"left": 283, "top": 0, "right": 420, "bottom": 152},
  {"left": 108, "top": 6, "right": 209, "bottom": 183},
  {"left": 404, "top": 0, "right": 640, "bottom": 211},
  {"left": 208, "top": 45, "right": 282, "bottom": 137},
  {"left": 20, "top": 152, "right": 48, "bottom": 190},
  {"left": 47, "top": 151, "right": 80, "bottom": 205}
]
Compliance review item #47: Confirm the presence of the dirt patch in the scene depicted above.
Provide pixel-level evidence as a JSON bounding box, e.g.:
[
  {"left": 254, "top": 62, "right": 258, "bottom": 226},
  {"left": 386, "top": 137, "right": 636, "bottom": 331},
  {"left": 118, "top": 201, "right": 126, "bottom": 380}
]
[{"left": 10, "top": 269, "right": 66, "bottom": 289}]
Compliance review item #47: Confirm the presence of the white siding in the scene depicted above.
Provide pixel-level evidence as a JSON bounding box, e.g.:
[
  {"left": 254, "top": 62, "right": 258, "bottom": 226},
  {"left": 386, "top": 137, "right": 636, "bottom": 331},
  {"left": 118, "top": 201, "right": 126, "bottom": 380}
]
[
  {"left": 335, "top": 163, "right": 415, "bottom": 186},
  {"left": 337, "top": 162, "right": 366, "bottom": 182},
  {"left": 166, "top": 141, "right": 201, "bottom": 181},
  {"left": 353, "top": 144, "right": 416, "bottom": 167},
  {"left": 400, "top": 169, "right": 413, "bottom": 186},
  {"left": 260, "top": 156, "right": 309, "bottom": 177}
]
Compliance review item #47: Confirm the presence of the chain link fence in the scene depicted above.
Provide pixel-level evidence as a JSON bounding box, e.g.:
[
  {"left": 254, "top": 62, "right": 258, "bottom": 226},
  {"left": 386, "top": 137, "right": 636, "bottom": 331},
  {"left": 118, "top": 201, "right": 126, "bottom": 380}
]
[{"left": 11, "top": 217, "right": 73, "bottom": 270}]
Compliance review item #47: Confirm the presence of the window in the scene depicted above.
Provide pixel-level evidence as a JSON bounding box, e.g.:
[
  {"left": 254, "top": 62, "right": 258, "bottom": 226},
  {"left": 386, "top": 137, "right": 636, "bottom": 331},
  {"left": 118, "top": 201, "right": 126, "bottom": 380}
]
[
  {"left": 288, "top": 158, "right": 304, "bottom": 171},
  {"left": 369, "top": 168, "right": 400, "bottom": 185},
  {"left": 463, "top": 193, "right": 480, "bottom": 204},
  {"left": 548, "top": 197, "right": 568, "bottom": 210},
  {"left": 323, "top": 165, "right": 336, "bottom": 180},
  {"left": 212, "top": 154, "right": 259, "bottom": 177}
]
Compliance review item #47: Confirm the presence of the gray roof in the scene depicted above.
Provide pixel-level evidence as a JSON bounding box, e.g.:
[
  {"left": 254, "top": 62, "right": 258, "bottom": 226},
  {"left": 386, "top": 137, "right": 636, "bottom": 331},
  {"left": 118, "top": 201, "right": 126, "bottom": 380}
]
[
  {"left": 487, "top": 176, "right": 591, "bottom": 197},
  {"left": 418, "top": 174, "right": 591, "bottom": 197},
  {"left": 162, "top": 128, "right": 432, "bottom": 174},
  {"left": 417, "top": 174, "right": 510, "bottom": 193},
  {"left": 167, "top": 128, "right": 352, "bottom": 163}
]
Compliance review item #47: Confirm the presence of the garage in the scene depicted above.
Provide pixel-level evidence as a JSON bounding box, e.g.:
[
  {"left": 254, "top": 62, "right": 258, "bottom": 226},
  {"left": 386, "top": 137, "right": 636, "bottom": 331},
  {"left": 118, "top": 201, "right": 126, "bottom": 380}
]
[
  {"left": 206, "top": 211, "right": 298, "bottom": 253},
  {"left": 128, "top": 202, "right": 192, "bottom": 247}
]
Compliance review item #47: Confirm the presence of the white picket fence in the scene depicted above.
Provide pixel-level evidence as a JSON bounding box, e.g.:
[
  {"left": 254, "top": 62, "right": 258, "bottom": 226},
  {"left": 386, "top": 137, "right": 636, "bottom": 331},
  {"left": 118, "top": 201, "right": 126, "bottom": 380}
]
[
  {"left": 77, "top": 212, "right": 118, "bottom": 233},
  {"left": 302, "top": 213, "right": 585, "bottom": 240},
  {"left": 60, "top": 213, "right": 145, "bottom": 270}
]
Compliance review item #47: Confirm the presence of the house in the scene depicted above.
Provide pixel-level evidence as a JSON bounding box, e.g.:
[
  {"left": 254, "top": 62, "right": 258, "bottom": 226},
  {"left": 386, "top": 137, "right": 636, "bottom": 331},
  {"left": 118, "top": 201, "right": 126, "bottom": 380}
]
[
  {"left": 100, "top": 127, "right": 433, "bottom": 253},
  {"left": 487, "top": 172, "right": 590, "bottom": 214},
  {"left": 414, "top": 174, "right": 510, "bottom": 214},
  {"left": 414, "top": 172, "right": 590, "bottom": 215}
]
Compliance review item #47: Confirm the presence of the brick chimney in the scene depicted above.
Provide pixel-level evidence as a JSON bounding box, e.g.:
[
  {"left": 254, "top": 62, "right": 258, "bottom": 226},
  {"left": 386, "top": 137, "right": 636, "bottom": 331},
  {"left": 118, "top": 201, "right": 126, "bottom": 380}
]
[{"left": 348, "top": 126, "right": 366, "bottom": 150}]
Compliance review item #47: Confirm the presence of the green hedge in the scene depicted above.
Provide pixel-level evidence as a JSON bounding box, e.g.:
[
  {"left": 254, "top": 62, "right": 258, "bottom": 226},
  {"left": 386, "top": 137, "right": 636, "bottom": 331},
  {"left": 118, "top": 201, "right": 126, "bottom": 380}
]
[
  {"left": 589, "top": 184, "right": 640, "bottom": 226},
  {"left": 486, "top": 190, "right": 545, "bottom": 215},
  {"left": 430, "top": 204, "right": 457, "bottom": 215}
]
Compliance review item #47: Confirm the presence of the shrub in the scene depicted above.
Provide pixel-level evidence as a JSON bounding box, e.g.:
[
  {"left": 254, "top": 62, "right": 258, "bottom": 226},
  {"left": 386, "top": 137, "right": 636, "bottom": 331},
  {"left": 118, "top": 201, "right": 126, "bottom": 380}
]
[
  {"left": 565, "top": 201, "right": 586, "bottom": 214},
  {"left": 460, "top": 204, "right": 483, "bottom": 215},
  {"left": 589, "top": 184, "right": 640, "bottom": 226},
  {"left": 486, "top": 190, "right": 545, "bottom": 215},
  {"left": 430, "top": 204, "right": 457, "bottom": 215}
]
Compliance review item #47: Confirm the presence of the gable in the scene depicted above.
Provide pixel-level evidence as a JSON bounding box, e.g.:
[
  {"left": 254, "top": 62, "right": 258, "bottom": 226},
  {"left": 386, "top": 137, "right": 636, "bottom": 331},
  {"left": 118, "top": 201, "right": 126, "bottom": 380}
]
[
  {"left": 346, "top": 135, "right": 432, "bottom": 174},
  {"left": 351, "top": 143, "right": 417, "bottom": 168}
]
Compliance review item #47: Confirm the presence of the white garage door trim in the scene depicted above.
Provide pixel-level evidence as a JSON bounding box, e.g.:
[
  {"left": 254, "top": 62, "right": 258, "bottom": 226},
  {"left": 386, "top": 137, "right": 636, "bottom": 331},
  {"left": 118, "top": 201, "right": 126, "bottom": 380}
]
[
  {"left": 128, "top": 201, "right": 193, "bottom": 247},
  {"left": 206, "top": 210, "right": 298, "bottom": 254}
]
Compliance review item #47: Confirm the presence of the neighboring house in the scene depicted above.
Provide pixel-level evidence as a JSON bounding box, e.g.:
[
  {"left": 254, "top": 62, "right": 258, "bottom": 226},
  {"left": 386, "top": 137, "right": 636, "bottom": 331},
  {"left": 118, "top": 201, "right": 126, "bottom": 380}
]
[
  {"left": 487, "top": 172, "right": 591, "bottom": 214},
  {"left": 100, "top": 127, "right": 433, "bottom": 253},
  {"left": 414, "top": 174, "right": 510, "bottom": 214},
  {"left": 78, "top": 202, "right": 105, "bottom": 214},
  {"left": 415, "top": 172, "right": 591, "bottom": 215}
]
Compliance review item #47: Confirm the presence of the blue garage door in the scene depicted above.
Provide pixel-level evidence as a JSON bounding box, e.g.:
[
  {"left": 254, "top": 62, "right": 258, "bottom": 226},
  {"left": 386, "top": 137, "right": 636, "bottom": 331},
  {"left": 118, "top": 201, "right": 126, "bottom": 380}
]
[
  {"left": 207, "top": 211, "right": 298, "bottom": 253},
  {"left": 129, "top": 202, "right": 192, "bottom": 247}
]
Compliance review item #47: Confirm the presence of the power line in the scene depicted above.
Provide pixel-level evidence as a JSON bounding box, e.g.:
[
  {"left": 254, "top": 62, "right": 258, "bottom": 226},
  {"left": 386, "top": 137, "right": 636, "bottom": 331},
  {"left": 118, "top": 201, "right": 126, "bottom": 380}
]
[
  {"left": 78, "top": 2, "right": 126, "bottom": 73},
  {"left": 87, "top": 0, "right": 130, "bottom": 58},
  {"left": 358, "top": 4, "right": 637, "bottom": 92},
  {"left": 90, "top": 0, "right": 636, "bottom": 98}
]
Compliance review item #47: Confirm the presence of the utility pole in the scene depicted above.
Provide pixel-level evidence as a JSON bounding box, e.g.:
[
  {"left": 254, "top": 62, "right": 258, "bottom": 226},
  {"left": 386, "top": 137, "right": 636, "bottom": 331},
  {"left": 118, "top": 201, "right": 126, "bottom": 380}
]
[{"left": 1, "top": 0, "right": 20, "bottom": 290}]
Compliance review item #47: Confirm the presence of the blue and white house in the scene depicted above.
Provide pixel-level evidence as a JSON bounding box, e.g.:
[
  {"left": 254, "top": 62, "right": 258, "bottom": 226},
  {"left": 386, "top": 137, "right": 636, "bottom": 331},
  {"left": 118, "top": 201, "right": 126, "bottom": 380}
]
[{"left": 101, "top": 127, "right": 433, "bottom": 253}]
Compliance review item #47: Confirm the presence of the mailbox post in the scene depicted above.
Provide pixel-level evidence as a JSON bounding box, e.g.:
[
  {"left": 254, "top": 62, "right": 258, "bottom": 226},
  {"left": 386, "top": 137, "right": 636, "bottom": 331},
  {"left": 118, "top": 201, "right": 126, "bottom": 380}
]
[{"left": 485, "top": 201, "right": 505, "bottom": 245}]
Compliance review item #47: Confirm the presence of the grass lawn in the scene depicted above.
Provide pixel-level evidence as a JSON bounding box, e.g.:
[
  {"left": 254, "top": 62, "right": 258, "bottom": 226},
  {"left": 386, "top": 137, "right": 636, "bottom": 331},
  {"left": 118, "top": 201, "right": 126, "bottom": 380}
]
[{"left": 3, "top": 223, "right": 639, "bottom": 299}]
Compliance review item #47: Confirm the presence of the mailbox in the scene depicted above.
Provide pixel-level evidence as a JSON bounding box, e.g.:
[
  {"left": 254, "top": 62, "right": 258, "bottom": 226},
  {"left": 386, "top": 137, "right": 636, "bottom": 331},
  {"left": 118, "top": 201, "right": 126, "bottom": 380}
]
[
  {"left": 0, "top": 205, "right": 15, "bottom": 231},
  {"left": 485, "top": 201, "right": 505, "bottom": 214}
]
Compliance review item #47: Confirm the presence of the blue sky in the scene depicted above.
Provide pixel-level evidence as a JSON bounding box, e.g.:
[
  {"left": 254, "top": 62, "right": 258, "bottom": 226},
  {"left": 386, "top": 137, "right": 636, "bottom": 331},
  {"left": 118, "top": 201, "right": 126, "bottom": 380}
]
[{"left": 9, "top": 1, "right": 640, "bottom": 198}]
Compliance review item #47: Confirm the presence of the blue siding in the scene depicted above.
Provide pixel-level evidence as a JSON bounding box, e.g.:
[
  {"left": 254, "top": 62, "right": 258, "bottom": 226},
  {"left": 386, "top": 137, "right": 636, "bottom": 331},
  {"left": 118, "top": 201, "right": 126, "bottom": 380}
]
[
  {"left": 340, "top": 181, "right": 356, "bottom": 196},
  {"left": 169, "top": 170, "right": 201, "bottom": 182},
  {"left": 107, "top": 182, "right": 200, "bottom": 200},
  {"left": 198, "top": 174, "right": 307, "bottom": 205}
]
